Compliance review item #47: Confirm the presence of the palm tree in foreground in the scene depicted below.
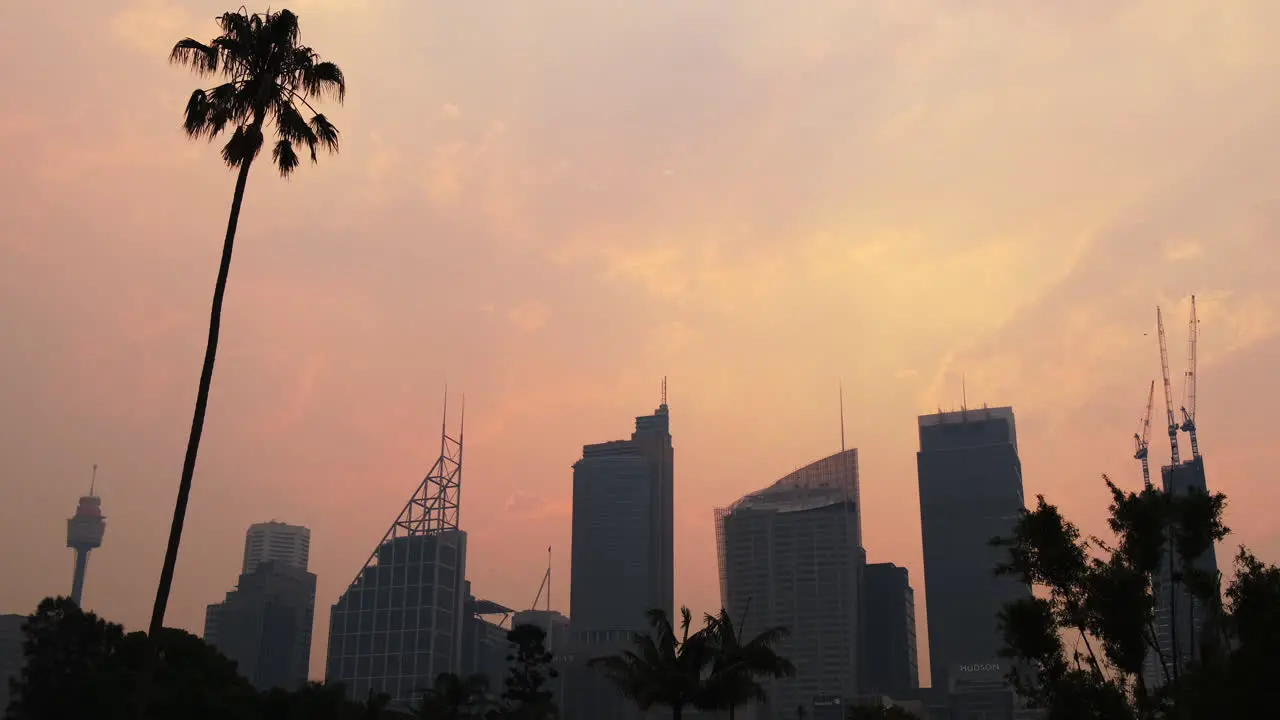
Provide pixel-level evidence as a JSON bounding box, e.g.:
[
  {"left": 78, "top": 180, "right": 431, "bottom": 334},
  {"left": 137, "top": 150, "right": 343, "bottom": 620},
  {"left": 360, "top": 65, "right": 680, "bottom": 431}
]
[
  {"left": 149, "top": 7, "right": 345, "bottom": 637},
  {"left": 699, "top": 608, "right": 795, "bottom": 719},
  {"left": 589, "top": 607, "right": 715, "bottom": 720}
]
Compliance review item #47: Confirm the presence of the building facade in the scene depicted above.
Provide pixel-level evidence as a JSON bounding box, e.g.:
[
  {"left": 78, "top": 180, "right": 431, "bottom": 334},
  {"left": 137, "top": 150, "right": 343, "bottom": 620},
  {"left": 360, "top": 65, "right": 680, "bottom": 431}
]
[
  {"left": 716, "top": 448, "right": 862, "bottom": 717},
  {"left": 243, "top": 521, "right": 310, "bottom": 576},
  {"left": 204, "top": 560, "right": 317, "bottom": 691},
  {"left": 568, "top": 401, "right": 673, "bottom": 720},
  {"left": 859, "top": 562, "right": 919, "bottom": 698},
  {"left": 916, "top": 407, "right": 1031, "bottom": 693},
  {"left": 326, "top": 530, "right": 468, "bottom": 703},
  {"left": 1144, "top": 456, "right": 1221, "bottom": 689},
  {"left": 461, "top": 584, "right": 514, "bottom": 692},
  {"left": 0, "top": 614, "right": 25, "bottom": 714},
  {"left": 327, "top": 407, "right": 468, "bottom": 705}
]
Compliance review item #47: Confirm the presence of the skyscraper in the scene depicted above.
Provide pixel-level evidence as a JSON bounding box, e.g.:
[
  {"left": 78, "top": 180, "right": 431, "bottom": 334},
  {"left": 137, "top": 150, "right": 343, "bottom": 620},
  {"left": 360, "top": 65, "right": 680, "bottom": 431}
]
[
  {"left": 568, "top": 398, "right": 673, "bottom": 720},
  {"left": 1145, "top": 456, "right": 1220, "bottom": 689},
  {"left": 326, "top": 403, "right": 467, "bottom": 704},
  {"left": 0, "top": 614, "right": 25, "bottom": 714},
  {"left": 916, "top": 407, "right": 1031, "bottom": 694},
  {"left": 204, "top": 557, "right": 317, "bottom": 691},
  {"left": 243, "top": 522, "right": 310, "bottom": 575},
  {"left": 859, "top": 562, "right": 919, "bottom": 699},
  {"left": 716, "top": 448, "right": 862, "bottom": 716}
]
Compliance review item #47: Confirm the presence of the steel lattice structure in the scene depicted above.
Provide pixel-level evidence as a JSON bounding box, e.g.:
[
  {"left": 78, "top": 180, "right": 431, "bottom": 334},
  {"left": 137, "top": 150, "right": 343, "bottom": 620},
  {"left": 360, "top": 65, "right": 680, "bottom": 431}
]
[
  {"left": 326, "top": 392, "right": 469, "bottom": 702},
  {"left": 339, "top": 392, "right": 464, "bottom": 588}
]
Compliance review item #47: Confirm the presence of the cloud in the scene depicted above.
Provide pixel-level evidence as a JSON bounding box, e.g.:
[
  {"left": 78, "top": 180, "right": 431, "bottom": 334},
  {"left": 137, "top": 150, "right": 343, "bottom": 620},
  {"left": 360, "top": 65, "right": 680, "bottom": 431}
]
[
  {"left": 507, "top": 303, "right": 550, "bottom": 334},
  {"left": 111, "top": 0, "right": 195, "bottom": 55}
]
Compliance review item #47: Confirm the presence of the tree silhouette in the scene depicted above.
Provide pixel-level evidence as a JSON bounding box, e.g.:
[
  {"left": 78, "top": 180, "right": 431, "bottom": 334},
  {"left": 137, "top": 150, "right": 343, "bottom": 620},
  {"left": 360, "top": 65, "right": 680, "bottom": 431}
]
[
  {"left": 410, "top": 672, "right": 491, "bottom": 720},
  {"left": 501, "top": 624, "right": 557, "bottom": 719},
  {"left": 150, "top": 6, "right": 345, "bottom": 637},
  {"left": 4, "top": 598, "right": 257, "bottom": 720},
  {"left": 991, "top": 476, "right": 1280, "bottom": 718},
  {"left": 588, "top": 607, "right": 714, "bottom": 720},
  {"left": 698, "top": 608, "right": 794, "bottom": 719}
]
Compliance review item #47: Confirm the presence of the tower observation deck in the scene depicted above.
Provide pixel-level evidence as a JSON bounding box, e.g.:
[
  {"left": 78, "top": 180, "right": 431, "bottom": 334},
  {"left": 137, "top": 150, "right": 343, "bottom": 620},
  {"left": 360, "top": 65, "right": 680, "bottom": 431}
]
[{"left": 66, "top": 468, "right": 106, "bottom": 606}]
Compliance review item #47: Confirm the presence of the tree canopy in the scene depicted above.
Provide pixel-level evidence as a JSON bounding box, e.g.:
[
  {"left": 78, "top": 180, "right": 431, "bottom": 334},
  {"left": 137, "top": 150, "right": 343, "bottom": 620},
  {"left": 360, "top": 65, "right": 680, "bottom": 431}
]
[{"left": 994, "top": 476, "right": 1280, "bottom": 719}]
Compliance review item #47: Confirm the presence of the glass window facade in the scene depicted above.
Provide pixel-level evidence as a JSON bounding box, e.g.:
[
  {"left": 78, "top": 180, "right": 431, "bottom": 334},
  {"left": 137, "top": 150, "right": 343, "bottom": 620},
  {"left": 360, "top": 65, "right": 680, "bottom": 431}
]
[{"left": 326, "top": 530, "right": 467, "bottom": 703}]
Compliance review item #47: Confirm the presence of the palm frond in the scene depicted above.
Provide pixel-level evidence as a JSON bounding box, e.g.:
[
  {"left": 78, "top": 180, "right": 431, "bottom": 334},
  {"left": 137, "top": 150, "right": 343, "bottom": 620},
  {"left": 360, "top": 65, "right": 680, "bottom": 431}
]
[
  {"left": 306, "top": 61, "right": 346, "bottom": 102},
  {"left": 171, "top": 7, "right": 343, "bottom": 174},
  {"left": 169, "top": 38, "right": 218, "bottom": 74},
  {"left": 220, "top": 124, "right": 263, "bottom": 168},
  {"left": 181, "top": 89, "right": 213, "bottom": 139},
  {"left": 272, "top": 139, "right": 300, "bottom": 176}
]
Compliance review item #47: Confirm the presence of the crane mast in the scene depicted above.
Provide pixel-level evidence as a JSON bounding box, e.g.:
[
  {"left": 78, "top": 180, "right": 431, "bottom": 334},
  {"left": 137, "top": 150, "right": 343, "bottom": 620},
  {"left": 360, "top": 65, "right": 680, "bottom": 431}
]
[
  {"left": 1134, "top": 380, "right": 1155, "bottom": 488},
  {"left": 1158, "top": 306, "right": 1181, "bottom": 467},
  {"left": 1180, "top": 295, "right": 1200, "bottom": 459}
]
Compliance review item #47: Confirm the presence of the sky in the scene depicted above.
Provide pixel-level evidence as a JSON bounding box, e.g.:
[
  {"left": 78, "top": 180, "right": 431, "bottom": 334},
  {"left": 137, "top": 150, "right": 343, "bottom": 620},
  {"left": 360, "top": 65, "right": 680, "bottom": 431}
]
[{"left": 3, "top": 0, "right": 1280, "bottom": 685}]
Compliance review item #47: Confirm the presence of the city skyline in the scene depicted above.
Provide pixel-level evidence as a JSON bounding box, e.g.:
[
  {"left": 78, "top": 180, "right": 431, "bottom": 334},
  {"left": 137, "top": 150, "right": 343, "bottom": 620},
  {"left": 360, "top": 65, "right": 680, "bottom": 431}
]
[{"left": 6, "top": 0, "right": 1280, "bottom": 689}]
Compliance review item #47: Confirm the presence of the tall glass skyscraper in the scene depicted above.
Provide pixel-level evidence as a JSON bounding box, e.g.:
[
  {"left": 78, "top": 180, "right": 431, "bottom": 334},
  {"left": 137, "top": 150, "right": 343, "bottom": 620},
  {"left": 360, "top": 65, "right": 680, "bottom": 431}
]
[
  {"left": 916, "top": 407, "right": 1031, "bottom": 696},
  {"left": 567, "top": 400, "right": 673, "bottom": 720},
  {"left": 716, "top": 448, "right": 862, "bottom": 717},
  {"left": 325, "top": 405, "right": 467, "bottom": 704}
]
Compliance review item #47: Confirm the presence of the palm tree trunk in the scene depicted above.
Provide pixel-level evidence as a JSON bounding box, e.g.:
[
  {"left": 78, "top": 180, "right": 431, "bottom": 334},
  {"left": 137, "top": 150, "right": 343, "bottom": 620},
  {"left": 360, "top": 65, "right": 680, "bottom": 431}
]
[
  {"left": 728, "top": 705, "right": 736, "bottom": 720},
  {"left": 147, "top": 154, "right": 255, "bottom": 637}
]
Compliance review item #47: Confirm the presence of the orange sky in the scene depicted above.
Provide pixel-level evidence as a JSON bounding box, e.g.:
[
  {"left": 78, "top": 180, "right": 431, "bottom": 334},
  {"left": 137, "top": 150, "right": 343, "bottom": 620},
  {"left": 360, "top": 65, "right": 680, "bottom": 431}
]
[{"left": 4, "top": 0, "right": 1280, "bottom": 685}]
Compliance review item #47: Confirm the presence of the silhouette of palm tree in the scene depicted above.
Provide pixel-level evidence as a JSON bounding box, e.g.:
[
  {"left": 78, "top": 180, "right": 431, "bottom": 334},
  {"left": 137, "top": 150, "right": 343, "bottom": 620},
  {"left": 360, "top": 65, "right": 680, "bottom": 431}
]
[{"left": 149, "top": 7, "right": 345, "bottom": 637}]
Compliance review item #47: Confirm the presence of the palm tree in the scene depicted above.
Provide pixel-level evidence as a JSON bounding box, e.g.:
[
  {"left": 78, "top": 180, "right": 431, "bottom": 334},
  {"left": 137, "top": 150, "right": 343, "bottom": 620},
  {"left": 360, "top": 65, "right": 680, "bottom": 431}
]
[
  {"left": 588, "top": 607, "right": 715, "bottom": 720},
  {"left": 410, "top": 672, "right": 491, "bottom": 719},
  {"left": 148, "top": 7, "right": 345, "bottom": 637},
  {"left": 699, "top": 608, "right": 795, "bottom": 719}
]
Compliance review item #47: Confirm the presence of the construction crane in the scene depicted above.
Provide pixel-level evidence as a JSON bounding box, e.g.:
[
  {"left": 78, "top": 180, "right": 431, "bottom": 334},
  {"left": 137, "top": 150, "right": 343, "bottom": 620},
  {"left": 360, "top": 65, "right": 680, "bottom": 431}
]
[
  {"left": 1134, "top": 380, "right": 1155, "bottom": 488},
  {"left": 1158, "top": 306, "right": 1182, "bottom": 467},
  {"left": 1180, "top": 295, "right": 1200, "bottom": 459}
]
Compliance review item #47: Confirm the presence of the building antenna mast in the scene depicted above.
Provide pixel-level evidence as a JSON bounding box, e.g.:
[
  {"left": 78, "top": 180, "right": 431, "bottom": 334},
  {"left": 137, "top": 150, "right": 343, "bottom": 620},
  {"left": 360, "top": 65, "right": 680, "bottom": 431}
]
[
  {"left": 839, "top": 381, "right": 846, "bottom": 453},
  {"left": 661, "top": 376, "right": 667, "bottom": 406},
  {"left": 90, "top": 464, "right": 98, "bottom": 496}
]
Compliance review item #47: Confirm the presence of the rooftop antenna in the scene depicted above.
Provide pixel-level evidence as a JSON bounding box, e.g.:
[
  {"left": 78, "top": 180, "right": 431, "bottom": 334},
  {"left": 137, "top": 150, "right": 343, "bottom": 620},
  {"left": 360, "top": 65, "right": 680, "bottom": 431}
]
[
  {"left": 962, "top": 374, "right": 968, "bottom": 412},
  {"left": 440, "top": 385, "right": 449, "bottom": 459},
  {"left": 661, "top": 376, "right": 667, "bottom": 406},
  {"left": 839, "top": 381, "right": 846, "bottom": 453},
  {"left": 89, "top": 464, "right": 98, "bottom": 496}
]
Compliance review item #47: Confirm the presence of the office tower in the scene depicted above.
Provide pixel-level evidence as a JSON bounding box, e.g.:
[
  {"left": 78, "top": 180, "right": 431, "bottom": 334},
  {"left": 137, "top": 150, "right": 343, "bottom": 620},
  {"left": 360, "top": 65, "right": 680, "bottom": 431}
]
[
  {"left": 0, "top": 614, "right": 25, "bottom": 714},
  {"left": 1144, "top": 301, "right": 1220, "bottom": 689},
  {"left": 568, "top": 396, "right": 673, "bottom": 720},
  {"left": 65, "top": 474, "right": 106, "bottom": 607},
  {"left": 860, "top": 562, "right": 919, "bottom": 698},
  {"left": 204, "top": 559, "right": 317, "bottom": 691},
  {"left": 916, "top": 407, "right": 1031, "bottom": 695},
  {"left": 716, "top": 448, "right": 862, "bottom": 717},
  {"left": 1145, "top": 457, "right": 1220, "bottom": 688},
  {"left": 243, "top": 522, "right": 310, "bottom": 575},
  {"left": 326, "top": 402, "right": 468, "bottom": 704},
  {"left": 461, "top": 583, "right": 514, "bottom": 691}
]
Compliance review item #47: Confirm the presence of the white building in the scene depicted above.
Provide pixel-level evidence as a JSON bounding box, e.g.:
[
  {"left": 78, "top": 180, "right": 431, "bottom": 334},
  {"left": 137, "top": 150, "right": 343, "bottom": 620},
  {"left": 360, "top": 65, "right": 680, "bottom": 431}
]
[{"left": 243, "top": 521, "right": 310, "bottom": 575}]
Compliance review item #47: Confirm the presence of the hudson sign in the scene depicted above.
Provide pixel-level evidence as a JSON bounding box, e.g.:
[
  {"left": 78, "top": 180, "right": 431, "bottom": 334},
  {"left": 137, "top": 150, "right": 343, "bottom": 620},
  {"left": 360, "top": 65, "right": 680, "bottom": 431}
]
[{"left": 958, "top": 663, "right": 1003, "bottom": 673}]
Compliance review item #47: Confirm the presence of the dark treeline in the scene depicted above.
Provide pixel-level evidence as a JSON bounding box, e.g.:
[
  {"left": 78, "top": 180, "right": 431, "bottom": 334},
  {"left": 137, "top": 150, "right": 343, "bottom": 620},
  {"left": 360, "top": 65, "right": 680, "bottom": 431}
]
[
  {"left": 2, "top": 601, "right": 801, "bottom": 720},
  {"left": 3, "top": 599, "right": 559, "bottom": 720}
]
